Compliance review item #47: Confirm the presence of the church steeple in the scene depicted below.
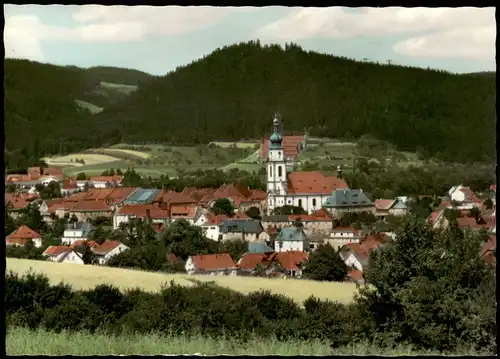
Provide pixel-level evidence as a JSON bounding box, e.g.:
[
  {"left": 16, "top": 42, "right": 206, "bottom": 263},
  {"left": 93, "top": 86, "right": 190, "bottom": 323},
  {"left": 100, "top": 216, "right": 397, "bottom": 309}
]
[{"left": 269, "top": 113, "right": 283, "bottom": 149}]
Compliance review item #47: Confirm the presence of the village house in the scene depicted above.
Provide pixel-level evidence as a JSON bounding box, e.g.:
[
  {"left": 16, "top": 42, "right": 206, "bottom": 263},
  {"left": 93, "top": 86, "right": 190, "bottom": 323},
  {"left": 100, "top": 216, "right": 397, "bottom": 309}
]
[
  {"left": 261, "top": 215, "right": 291, "bottom": 230},
  {"left": 274, "top": 227, "right": 309, "bottom": 252},
  {"left": 61, "top": 180, "right": 80, "bottom": 196},
  {"left": 42, "top": 246, "right": 84, "bottom": 264},
  {"left": 207, "top": 183, "right": 267, "bottom": 213},
  {"left": 61, "top": 222, "right": 95, "bottom": 245},
  {"left": 373, "top": 198, "right": 409, "bottom": 219},
  {"left": 6, "top": 225, "right": 43, "bottom": 248},
  {"left": 5, "top": 192, "right": 38, "bottom": 218},
  {"left": 288, "top": 208, "right": 334, "bottom": 235},
  {"left": 260, "top": 131, "right": 306, "bottom": 163},
  {"left": 219, "top": 219, "right": 263, "bottom": 242},
  {"left": 257, "top": 226, "right": 280, "bottom": 245},
  {"left": 88, "top": 175, "right": 123, "bottom": 188},
  {"left": 181, "top": 187, "right": 217, "bottom": 207},
  {"left": 169, "top": 205, "right": 200, "bottom": 225},
  {"left": 195, "top": 212, "right": 250, "bottom": 240},
  {"left": 339, "top": 234, "right": 388, "bottom": 272},
  {"left": 152, "top": 189, "right": 199, "bottom": 208},
  {"left": 67, "top": 200, "right": 113, "bottom": 221},
  {"left": 265, "top": 115, "right": 348, "bottom": 215},
  {"left": 323, "top": 188, "right": 375, "bottom": 218},
  {"left": 113, "top": 204, "right": 170, "bottom": 229},
  {"left": 326, "top": 226, "right": 365, "bottom": 250},
  {"left": 185, "top": 253, "right": 238, "bottom": 275},
  {"left": 91, "top": 240, "right": 130, "bottom": 265},
  {"left": 448, "top": 185, "right": 482, "bottom": 209},
  {"left": 237, "top": 250, "right": 308, "bottom": 278},
  {"left": 267, "top": 251, "right": 309, "bottom": 278}
]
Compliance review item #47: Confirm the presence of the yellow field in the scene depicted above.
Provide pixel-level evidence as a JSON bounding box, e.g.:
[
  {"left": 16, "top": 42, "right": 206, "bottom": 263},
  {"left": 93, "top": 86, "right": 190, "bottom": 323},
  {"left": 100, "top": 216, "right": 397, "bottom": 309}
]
[
  {"left": 209, "top": 141, "right": 258, "bottom": 149},
  {"left": 98, "top": 148, "right": 153, "bottom": 159},
  {"left": 42, "top": 153, "right": 121, "bottom": 167},
  {"left": 7, "top": 258, "right": 358, "bottom": 304}
]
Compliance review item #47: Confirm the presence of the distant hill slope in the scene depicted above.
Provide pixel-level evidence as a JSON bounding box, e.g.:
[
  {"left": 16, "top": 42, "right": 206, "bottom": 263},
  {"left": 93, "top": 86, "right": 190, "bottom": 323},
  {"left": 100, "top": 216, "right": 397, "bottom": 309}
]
[
  {"left": 5, "top": 43, "right": 495, "bottom": 170},
  {"left": 4, "top": 59, "right": 152, "bottom": 170},
  {"left": 95, "top": 41, "right": 495, "bottom": 163}
]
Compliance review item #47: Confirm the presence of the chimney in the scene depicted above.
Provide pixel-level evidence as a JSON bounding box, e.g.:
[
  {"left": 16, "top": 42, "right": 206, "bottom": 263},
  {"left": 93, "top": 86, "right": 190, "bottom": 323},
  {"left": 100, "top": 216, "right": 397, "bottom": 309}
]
[{"left": 146, "top": 209, "right": 152, "bottom": 224}]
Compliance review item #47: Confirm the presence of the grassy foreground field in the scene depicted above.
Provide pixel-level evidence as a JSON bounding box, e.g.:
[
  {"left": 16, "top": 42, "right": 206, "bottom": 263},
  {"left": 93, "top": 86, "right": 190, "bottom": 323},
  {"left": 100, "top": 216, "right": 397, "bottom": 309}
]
[
  {"left": 6, "top": 258, "right": 358, "bottom": 304},
  {"left": 7, "top": 327, "right": 488, "bottom": 356}
]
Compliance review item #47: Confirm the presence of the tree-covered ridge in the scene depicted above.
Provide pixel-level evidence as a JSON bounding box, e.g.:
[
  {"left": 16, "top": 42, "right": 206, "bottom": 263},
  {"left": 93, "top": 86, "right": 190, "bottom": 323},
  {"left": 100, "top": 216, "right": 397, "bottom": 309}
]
[
  {"left": 96, "top": 41, "right": 495, "bottom": 162},
  {"left": 4, "top": 42, "right": 495, "bottom": 171},
  {"left": 4, "top": 59, "right": 152, "bottom": 170}
]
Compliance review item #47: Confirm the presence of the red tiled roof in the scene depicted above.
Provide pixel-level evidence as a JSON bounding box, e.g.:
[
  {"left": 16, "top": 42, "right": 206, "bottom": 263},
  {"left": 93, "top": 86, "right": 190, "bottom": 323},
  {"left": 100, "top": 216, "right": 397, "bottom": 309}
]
[
  {"left": 7, "top": 225, "right": 42, "bottom": 240},
  {"left": 287, "top": 171, "right": 348, "bottom": 195},
  {"left": 153, "top": 190, "right": 198, "bottom": 205},
  {"left": 191, "top": 253, "right": 237, "bottom": 271},
  {"left": 70, "top": 240, "right": 98, "bottom": 249},
  {"left": 5, "top": 193, "right": 33, "bottom": 210},
  {"left": 248, "top": 189, "right": 267, "bottom": 201},
  {"left": 456, "top": 217, "right": 487, "bottom": 229},
  {"left": 167, "top": 253, "right": 178, "bottom": 263},
  {"left": 69, "top": 200, "right": 111, "bottom": 212},
  {"left": 182, "top": 187, "right": 217, "bottom": 203},
  {"left": 260, "top": 135, "right": 305, "bottom": 160},
  {"left": 210, "top": 184, "right": 253, "bottom": 205},
  {"left": 117, "top": 204, "right": 170, "bottom": 219},
  {"left": 170, "top": 205, "right": 198, "bottom": 219},
  {"left": 459, "top": 187, "right": 482, "bottom": 204},
  {"left": 238, "top": 253, "right": 267, "bottom": 270},
  {"left": 289, "top": 208, "right": 333, "bottom": 222},
  {"left": 348, "top": 269, "right": 364, "bottom": 282},
  {"left": 92, "top": 240, "right": 124, "bottom": 255},
  {"left": 43, "top": 245, "right": 71, "bottom": 256},
  {"left": 374, "top": 199, "right": 396, "bottom": 210},
  {"left": 6, "top": 174, "right": 32, "bottom": 182},
  {"left": 273, "top": 251, "right": 308, "bottom": 271},
  {"left": 204, "top": 213, "right": 231, "bottom": 225}
]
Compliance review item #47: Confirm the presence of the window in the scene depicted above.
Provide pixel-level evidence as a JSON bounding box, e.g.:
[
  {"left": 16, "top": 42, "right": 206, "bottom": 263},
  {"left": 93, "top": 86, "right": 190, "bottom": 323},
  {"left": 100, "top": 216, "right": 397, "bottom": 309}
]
[
  {"left": 298, "top": 199, "right": 303, "bottom": 208},
  {"left": 269, "top": 166, "right": 273, "bottom": 177},
  {"left": 278, "top": 166, "right": 282, "bottom": 177},
  {"left": 312, "top": 198, "right": 317, "bottom": 207},
  {"left": 278, "top": 151, "right": 282, "bottom": 157}
]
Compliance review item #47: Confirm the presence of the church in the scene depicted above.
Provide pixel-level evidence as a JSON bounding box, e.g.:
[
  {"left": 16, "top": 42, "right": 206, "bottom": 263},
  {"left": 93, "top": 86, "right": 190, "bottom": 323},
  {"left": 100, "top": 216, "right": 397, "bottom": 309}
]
[{"left": 265, "top": 115, "right": 349, "bottom": 215}]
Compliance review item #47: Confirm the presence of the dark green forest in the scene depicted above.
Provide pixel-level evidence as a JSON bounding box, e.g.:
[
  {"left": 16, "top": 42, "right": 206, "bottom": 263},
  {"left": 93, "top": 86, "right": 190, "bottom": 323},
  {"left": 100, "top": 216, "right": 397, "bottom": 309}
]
[{"left": 4, "top": 41, "right": 496, "bottom": 170}]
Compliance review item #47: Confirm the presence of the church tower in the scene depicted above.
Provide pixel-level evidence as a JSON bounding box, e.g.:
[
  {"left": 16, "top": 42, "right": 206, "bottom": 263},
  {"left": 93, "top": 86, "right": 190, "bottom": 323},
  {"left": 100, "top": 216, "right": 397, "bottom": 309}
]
[{"left": 267, "top": 113, "right": 287, "bottom": 215}]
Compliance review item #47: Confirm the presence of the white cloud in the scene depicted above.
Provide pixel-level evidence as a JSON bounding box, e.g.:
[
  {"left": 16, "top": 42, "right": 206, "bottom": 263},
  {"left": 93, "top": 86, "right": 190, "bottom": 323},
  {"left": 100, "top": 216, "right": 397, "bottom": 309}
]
[
  {"left": 71, "top": 5, "right": 253, "bottom": 38},
  {"left": 393, "top": 26, "right": 495, "bottom": 60},
  {"left": 256, "top": 7, "right": 495, "bottom": 60},
  {"left": 4, "top": 6, "right": 254, "bottom": 61}
]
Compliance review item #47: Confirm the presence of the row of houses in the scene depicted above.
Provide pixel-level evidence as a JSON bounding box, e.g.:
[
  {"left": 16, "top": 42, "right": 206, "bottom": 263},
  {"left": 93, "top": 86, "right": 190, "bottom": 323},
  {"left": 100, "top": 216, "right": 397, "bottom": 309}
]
[{"left": 6, "top": 166, "right": 124, "bottom": 192}]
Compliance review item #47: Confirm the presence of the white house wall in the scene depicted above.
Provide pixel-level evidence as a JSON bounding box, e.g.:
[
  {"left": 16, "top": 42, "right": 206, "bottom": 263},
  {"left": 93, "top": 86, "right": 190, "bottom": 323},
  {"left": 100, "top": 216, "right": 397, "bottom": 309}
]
[
  {"left": 344, "top": 253, "right": 363, "bottom": 271},
  {"left": 275, "top": 240, "right": 304, "bottom": 252},
  {"left": 60, "top": 251, "right": 84, "bottom": 264},
  {"left": 203, "top": 225, "right": 220, "bottom": 241}
]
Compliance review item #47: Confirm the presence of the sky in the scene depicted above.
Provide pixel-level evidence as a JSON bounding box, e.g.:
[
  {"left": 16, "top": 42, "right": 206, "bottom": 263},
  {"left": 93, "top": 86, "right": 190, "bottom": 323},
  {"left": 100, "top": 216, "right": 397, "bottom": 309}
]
[{"left": 4, "top": 5, "right": 496, "bottom": 76}]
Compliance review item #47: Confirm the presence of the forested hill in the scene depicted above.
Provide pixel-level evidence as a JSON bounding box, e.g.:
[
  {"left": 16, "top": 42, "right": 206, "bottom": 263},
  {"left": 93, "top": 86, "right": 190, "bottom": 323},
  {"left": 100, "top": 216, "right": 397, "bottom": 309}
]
[
  {"left": 4, "top": 43, "right": 496, "bottom": 170},
  {"left": 95, "top": 41, "right": 495, "bottom": 163},
  {"left": 4, "top": 59, "right": 152, "bottom": 170}
]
